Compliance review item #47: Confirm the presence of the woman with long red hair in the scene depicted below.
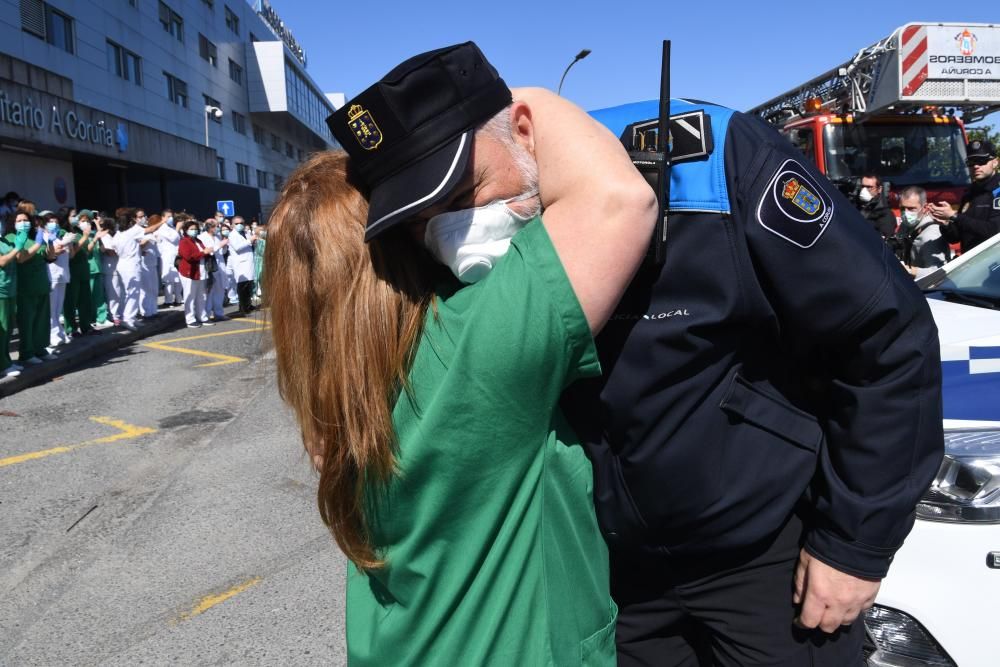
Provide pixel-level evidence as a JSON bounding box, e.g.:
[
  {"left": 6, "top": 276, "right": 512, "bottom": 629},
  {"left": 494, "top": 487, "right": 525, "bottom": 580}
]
[{"left": 267, "top": 52, "right": 657, "bottom": 665}]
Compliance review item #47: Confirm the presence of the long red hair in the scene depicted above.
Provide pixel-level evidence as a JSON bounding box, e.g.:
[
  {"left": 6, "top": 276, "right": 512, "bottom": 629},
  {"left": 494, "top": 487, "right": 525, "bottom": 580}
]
[{"left": 265, "top": 151, "right": 439, "bottom": 569}]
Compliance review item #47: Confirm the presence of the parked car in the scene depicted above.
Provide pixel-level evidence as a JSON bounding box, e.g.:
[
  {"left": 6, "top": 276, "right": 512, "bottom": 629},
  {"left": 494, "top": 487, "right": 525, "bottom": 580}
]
[{"left": 864, "top": 233, "right": 1000, "bottom": 667}]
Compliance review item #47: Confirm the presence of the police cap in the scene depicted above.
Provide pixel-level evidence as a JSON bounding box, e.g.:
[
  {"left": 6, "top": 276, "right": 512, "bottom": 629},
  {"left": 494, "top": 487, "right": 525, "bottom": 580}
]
[
  {"left": 967, "top": 139, "right": 997, "bottom": 160},
  {"left": 326, "top": 42, "right": 512, "bottom": 241}
]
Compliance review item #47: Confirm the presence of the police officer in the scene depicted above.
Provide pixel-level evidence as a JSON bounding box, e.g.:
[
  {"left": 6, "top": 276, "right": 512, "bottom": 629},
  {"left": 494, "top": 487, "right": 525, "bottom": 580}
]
[
  {"left": 563, "top": 98, "right": 944, "bottom": 665},
  {"left": 928, "top": 139, "right": 1000, "bottom": 252}
]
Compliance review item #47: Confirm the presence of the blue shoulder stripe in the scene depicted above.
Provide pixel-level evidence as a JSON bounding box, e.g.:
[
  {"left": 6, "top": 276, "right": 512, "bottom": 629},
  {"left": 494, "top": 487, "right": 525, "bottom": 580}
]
[{"left": 589, "top": 99, "right": 734, "bottom": 214}]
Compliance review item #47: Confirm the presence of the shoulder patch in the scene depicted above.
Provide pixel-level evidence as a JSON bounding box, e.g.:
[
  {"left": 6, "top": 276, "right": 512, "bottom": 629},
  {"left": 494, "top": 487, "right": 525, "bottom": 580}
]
[
  {"left": 756, "top": 159, "right": 834, "bottom": 248},
  {"left": 994, "top": 196, "right": 1000, "bottom": 210},
  {"left": 621, "top": 110, "right": 714, "bottom": 163}
]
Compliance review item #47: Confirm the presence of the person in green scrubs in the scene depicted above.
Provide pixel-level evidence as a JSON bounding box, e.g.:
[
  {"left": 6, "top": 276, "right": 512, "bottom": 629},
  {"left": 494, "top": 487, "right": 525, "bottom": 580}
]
[
  {"left": 12, "top": 209, "right": 55, "bottom": 364},
  {"left": 89, "top": 214, "right": 110, "bottom": 326},
  {"left": 266, "top": 44, "right": 658, "bottom": 667},
  {"left": 63, "top": 209, "right": 95, "bottom": 337},
  {"left": 252, "top": 225, "right": 265, "bottom": 301},
  {"left": 0, "top": 214, "right": 25, "bottom": 376}
]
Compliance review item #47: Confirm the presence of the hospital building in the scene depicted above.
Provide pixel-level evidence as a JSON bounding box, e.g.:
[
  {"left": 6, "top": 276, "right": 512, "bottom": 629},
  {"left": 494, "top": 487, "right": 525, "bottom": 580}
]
[{"left": 0, "top": 0, "right": 341, "bottom": 219}]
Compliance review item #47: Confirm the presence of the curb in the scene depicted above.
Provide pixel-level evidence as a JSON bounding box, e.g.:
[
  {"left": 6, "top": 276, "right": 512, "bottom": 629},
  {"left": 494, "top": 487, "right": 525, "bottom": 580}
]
[{"left": 0, "top": 310, "right": 187, "bottom": 399}]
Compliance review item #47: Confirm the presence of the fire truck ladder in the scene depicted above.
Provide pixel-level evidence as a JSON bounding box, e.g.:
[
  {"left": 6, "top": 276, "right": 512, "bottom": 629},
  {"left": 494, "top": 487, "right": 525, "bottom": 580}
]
[
  {"left": 750, "top": 35, "right": 894, "bottom": 123},
  {"left": 750, "top": 25, "right": 1000, "bottom": 124}
]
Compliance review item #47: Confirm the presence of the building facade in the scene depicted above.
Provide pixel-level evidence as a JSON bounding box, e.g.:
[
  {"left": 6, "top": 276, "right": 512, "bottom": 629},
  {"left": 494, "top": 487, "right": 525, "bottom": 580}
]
[{"left": 0, "top": 0, "right": 339, "bottom": 220}]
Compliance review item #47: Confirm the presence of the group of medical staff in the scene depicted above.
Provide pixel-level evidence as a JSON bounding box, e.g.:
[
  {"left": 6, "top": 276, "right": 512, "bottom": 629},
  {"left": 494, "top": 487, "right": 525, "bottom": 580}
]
[{"left": 0, "top": 199, "right": 266, "bottom": 379}]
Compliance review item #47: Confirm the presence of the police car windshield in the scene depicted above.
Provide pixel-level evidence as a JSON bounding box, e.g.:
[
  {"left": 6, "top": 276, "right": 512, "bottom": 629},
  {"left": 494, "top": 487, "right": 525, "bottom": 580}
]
[
  {"left": 824, "top": 122, "right": 971, "bottom": 188},
  {"left": 921, "top": 234, "right": 1000, "bottom": 308}
]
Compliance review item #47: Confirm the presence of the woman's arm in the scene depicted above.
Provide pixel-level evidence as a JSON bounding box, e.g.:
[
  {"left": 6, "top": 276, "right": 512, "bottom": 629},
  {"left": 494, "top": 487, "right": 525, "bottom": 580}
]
[
  {"left": 0, "top": 246, "right": 16, "bottom": 267},
  {"left": 16, "top": 241, "right": 43, "bottom": 263},
  {"left": 511, "top": 88, "right": 658, "bottom": 334}
]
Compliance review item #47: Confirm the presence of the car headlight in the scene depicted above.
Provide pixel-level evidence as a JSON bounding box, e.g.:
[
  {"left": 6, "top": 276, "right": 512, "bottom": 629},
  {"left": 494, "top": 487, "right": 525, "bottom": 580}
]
[
  {"left": 863, "top": 605, "right": 956, "bottom": 666},
  {"left": 916, "top": 430, "right": 1000, "bottom": 523}
]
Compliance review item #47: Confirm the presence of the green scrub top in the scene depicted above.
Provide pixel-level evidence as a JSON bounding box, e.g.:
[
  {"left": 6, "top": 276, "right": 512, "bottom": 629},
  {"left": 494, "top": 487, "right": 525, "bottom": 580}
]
[
  {"left": 347, "top": 219, "right": 616, "bottom": 666},
  {"left": 0, "top": 235, "right": 16, "bottom": 299},
  {"left": 15, "top": 232, "right": 50, "bottom": 297},
  {"left": 69, "top": 233, "right": 90, "bottom": 280},
  {"left": 87, "top": 232, "right": 102, "bottom": 275}
]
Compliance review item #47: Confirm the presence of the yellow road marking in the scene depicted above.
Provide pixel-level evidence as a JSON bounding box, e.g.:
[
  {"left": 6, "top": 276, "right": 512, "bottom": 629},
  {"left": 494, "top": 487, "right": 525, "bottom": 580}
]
[
  {"left": 0, "top": 416, "right": 156, "bottom": 468},
  {"left": 178, "top": 576, "right": 263, "bottom": 621},
  {"left": 142, "top": 323, "right": 270, "bottom": 368}
]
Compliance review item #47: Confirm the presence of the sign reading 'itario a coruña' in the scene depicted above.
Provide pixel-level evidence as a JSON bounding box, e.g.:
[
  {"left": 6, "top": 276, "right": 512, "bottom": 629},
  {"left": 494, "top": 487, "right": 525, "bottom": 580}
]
[{"left": 0, "top": 90, "right": 124, "bottom": 150}]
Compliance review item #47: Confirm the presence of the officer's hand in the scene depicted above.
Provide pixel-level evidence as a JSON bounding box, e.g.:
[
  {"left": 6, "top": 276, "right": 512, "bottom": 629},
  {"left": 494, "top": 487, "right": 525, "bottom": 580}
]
[
  {"left": 927, "top": 202, "right": 954, "bottom": 223},
  {"left": 793, "top": 549, "right": 880, "bottom": 633}
]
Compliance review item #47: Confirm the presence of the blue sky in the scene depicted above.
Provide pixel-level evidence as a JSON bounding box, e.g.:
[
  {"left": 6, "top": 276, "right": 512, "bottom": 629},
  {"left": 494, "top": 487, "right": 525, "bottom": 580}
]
[{"left": 273, "top": 0, "right": 999, "bottom": 131}]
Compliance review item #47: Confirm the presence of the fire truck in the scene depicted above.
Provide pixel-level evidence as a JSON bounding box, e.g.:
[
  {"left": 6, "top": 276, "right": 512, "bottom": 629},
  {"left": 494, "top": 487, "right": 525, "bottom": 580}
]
[{"left": 749, "top": 22, "right": 1000, "bottom": 207}]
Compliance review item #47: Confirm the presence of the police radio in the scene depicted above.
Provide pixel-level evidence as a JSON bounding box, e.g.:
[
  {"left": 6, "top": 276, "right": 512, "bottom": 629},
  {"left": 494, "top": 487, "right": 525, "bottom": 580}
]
[{"left": 626, "top": 41, "right": 671, "bottom": 266}]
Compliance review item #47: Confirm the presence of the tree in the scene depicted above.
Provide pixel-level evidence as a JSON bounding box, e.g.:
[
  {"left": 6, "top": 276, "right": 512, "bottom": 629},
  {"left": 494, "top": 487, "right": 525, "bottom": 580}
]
[{"left": 966, "top": 125, "right": 1000, "bottom": 147}]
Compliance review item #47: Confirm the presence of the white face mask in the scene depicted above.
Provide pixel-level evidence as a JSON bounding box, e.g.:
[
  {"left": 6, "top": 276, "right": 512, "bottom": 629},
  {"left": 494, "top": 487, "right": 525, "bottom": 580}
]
[
  {"left": 858, "top": 187, "right": 874, "bottom": 203},
  {"left": 901, "top": 209, "right": 919, "bottom": 226},
  {"left": 424, "top": 189, "right": 539, "bottom": 284}
]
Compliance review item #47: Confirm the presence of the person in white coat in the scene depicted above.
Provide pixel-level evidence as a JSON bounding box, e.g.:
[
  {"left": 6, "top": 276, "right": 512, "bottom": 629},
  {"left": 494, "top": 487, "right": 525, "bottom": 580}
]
[
  {"left": 114, "top": 208, "right": 168, "bottom": 331},
  {"left": 221, "top": 221, "right": 238, "bottom": 305},
  {"left": 42, "top": 211, "right": 74, "bottom": 347},
  {"left": 98, "top": 217, "right": 122, "bottom": 326},
  {"left": 198, "top": 217, "right": 230, "bottom": 322},
  {"left": 227, "top": 216, "right": 257, "bottom": 315},
  {"left": 136, "top": 209, "right": 161, "bottom": 318},
  {"left": 156, "top": 209, "right": 182, "bottom": 307}
]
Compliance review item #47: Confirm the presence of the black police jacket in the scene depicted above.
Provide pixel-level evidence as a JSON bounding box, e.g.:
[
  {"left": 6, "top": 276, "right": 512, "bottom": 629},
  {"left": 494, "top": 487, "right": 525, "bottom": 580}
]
[
  {"left": 858, "top": 198, "right": 897, "bottom": 238},
  {"left": 568, "top": 100, "right": 944, "bottom": 580},
  {"left": 941, "top": 172, "right": 1000, "bottom": 252}
]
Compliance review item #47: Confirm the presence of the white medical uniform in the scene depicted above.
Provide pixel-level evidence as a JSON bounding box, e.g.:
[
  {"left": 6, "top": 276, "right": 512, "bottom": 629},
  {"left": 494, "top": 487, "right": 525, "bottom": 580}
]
[
  {"left": 198, "top": 231, "right": 227, "bottom": 319},
  {"left": 139, "top": 229, "right": 160, "bottom": 316},
  {"left": 46, "top": 230, "right": 72, "bottom": 346},
  {"left": 113, "top": 224, "right": 146, "bottom": 327},
  {"left": 156, "top": 223, "right": 181, "bottom": 305},
  {"left": 100, "top": 233, "right": 122, "bottom": 323}
]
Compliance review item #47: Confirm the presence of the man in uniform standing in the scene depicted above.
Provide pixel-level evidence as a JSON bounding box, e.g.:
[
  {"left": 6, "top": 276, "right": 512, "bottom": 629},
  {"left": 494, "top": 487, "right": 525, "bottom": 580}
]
[
  {"left": 929, "top": 139, "right": 1000, "bottom": 252},
  {"left": 566, "top": 98, "right": 944, "bottom": 665}
]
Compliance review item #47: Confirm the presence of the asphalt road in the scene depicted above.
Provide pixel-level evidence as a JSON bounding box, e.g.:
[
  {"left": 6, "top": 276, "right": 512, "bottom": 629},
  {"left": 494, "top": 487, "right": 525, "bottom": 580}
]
[{"left": 0, "top": 313, "right": 348, "bottom": 666}]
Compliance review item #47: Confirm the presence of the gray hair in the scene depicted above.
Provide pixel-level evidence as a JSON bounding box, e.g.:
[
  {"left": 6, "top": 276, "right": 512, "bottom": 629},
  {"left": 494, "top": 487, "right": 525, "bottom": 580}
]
[
  {"left": 898, "top": 186, "right": 927, "bottom": 206},
  {"left": 475, "top": 105, "right": 539, "bottom": 198}
]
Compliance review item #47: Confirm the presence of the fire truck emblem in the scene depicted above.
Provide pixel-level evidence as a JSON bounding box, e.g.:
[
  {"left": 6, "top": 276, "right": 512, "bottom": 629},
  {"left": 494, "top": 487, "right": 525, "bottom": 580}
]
[
  {"left": 781, "top": 177, "right": 821, "bottom": 215},
  {"left": 955, "top": 29, "right": 977, "bottom": 56},
  {"left": 347, "top": 104, "right": 383, "bottom": 150}
]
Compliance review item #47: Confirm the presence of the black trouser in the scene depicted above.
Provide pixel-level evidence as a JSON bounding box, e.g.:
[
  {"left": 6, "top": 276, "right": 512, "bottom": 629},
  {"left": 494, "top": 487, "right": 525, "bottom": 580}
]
[
  {"left": 236, "top": 279, "right": 254, "bottom": 314},
  {"left": 613, "top": 513, "right": 865, "bottom": 666}
]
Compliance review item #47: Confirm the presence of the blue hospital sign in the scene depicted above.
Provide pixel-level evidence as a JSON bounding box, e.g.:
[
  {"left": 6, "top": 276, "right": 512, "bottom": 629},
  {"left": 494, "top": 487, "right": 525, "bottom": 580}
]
[{"left": 217, "top": 200, "right": 235, "bottom": 217}]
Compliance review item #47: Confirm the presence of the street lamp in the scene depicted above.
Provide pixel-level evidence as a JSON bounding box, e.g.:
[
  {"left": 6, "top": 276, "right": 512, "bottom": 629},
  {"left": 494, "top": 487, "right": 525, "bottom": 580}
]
[
  {"left": 204, "top": 105, "right": 223, "bottom": 147},
  {"left": 557, "top": 49, "right": 592, "bottom": 96}
]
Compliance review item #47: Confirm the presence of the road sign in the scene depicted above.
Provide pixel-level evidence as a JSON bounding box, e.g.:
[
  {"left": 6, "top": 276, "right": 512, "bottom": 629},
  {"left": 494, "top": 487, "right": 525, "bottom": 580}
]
[{"left": 216, "top": 200, "right": 235, "bottom": 217}]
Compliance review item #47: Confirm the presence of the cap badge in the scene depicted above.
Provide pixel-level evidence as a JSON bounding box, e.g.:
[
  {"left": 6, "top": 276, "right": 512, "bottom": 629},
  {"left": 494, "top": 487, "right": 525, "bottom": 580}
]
[{"left": 347, "top": 104, "right": 383, "bottom": 151}]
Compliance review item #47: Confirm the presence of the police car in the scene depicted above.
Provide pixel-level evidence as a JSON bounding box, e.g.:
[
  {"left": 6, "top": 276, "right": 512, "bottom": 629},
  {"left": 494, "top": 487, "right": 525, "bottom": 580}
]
[{"left": 864, "top": 233, "right": 1000, "bottom": 667}]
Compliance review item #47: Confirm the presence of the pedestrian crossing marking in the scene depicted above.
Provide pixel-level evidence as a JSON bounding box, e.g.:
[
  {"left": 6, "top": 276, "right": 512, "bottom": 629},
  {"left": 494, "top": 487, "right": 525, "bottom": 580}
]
[
  {"left": 177, "top": 576, "right": 263, "bottom": 622},
  {"left": 0, "top": 416, "right": 156, "bottom": 468},
  {"left": 142, "top": 323, "right": 270, "bottom": 368}
]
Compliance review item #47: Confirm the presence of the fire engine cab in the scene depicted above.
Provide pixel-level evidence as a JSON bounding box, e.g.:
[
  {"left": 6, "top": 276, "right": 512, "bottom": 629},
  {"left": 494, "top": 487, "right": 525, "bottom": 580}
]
[{"left": 749, "top": 22, "right": 1000, "bottom": 207}]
